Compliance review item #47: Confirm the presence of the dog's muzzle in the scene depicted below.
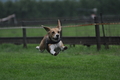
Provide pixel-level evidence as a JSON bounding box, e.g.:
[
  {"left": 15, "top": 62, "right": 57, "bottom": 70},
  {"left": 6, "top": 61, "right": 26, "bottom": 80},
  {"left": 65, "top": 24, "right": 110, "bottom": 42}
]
[
  {"left": 52, "top": 34, "right": 60, "bottom": 41},
  {"left": 54, "top": 35, "right": 59, "bottom": 40}
]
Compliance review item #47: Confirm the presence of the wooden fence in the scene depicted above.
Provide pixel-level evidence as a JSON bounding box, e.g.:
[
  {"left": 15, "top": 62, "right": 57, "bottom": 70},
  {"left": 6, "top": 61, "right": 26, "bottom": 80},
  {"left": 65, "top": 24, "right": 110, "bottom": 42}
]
[{"left": 0, "top": 16, "right": 120, "bottom": 50}]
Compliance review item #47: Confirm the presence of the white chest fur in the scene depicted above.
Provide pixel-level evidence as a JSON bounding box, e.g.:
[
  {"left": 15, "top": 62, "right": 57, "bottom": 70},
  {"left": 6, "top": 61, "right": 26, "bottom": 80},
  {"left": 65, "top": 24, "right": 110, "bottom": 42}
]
[{"left": 49, "top": 41, "right": 64, "bottom": 55}]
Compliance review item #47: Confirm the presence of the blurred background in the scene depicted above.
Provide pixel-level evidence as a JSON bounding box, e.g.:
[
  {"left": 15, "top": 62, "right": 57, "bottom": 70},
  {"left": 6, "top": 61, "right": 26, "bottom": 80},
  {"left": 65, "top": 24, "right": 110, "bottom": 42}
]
[
  {"left": 0, "top": 0, "right": 120, "bottom": 49},
  {"left": 0, "top": 0, "right": 120, "bottom": 20}
]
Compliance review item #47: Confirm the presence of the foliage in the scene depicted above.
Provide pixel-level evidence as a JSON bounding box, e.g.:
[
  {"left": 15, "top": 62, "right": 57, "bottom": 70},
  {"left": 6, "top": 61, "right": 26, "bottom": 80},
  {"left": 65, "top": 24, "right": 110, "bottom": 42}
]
[{"left": 0, "top": 0, "right": 120, "bottom": 19}]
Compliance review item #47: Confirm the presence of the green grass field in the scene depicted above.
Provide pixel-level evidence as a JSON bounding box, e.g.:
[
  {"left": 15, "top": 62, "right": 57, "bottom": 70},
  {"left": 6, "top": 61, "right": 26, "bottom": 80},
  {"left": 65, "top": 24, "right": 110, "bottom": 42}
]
[
  {"left": 0, "top": 24, "right": 120, "bottom": 80},
  {"left": 0, "top": 44, "right": 120, "bottom": 80}
]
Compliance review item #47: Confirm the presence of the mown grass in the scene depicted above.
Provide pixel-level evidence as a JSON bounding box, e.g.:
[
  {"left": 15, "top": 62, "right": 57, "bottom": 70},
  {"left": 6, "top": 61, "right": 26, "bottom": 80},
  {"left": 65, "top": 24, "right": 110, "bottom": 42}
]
[{"left": 0, "top": 44, "right": 120, "bottom": 80}]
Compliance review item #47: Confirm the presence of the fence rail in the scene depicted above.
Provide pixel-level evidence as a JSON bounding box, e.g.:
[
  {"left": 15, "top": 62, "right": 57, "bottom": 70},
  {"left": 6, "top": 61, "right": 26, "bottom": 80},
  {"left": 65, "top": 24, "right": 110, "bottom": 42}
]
[
  {"left": 0, "top": 36, "right": 120, "bottom": 45},
  {"left": 0, "top": 16, "right": 120, "bottom": 50}
]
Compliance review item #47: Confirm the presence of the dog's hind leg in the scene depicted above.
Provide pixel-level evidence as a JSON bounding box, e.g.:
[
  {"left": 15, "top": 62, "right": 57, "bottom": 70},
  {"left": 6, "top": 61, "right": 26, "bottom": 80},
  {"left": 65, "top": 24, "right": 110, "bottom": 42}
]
[
  {"left": 36, "top": 46, "right": 45, "bottom": 52},
  {"left": 36, "top": 39, "right": 45, "bottom": 52}
]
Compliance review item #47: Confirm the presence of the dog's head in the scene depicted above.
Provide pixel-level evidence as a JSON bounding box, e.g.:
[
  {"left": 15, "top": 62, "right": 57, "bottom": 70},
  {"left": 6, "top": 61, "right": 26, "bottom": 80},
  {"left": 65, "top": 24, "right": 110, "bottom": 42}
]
[{"left": 43, "top": 19, "right": 61, "bottom": 42}]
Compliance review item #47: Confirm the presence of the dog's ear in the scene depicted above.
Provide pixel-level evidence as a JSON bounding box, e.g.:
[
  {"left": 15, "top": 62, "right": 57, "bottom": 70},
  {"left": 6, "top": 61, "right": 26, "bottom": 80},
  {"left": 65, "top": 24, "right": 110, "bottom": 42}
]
[
  {"left": 57, "top": 19, "right": 61, "bottom": 31},
  {"left": 43, "top": 27, "right": 51, "bottom": 32}
]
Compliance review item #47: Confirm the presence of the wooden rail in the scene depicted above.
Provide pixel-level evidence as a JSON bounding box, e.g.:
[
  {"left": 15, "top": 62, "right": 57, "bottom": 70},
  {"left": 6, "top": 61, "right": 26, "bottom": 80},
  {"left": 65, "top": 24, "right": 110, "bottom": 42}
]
[
  {"left": 0, "top": 36, "right": 119, "bottom": 46},
  {"left": 0, "top": 16, "right": 120, "bottom": 50}
]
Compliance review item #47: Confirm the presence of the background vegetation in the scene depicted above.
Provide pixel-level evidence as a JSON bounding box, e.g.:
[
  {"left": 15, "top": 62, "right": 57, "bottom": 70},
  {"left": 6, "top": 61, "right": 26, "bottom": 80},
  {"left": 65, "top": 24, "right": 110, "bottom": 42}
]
[{"left": 0, "top": 0, "right": 120, "bottom": 19}]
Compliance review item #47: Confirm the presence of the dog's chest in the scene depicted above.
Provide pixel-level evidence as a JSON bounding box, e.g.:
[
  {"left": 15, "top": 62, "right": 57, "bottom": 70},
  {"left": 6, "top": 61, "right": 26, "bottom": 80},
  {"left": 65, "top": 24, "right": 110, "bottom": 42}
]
[
  {"left": 50, "top": 43, "right": 60, "bottom": 49},
  {"left": 49, "top": 42, "right": 61, "bottom": 52}
]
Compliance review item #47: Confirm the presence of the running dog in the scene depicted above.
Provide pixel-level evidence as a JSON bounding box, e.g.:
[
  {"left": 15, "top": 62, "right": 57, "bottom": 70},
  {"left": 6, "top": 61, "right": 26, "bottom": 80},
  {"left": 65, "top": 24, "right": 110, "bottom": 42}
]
[{"left": 36, "top": 20, "right": 67, "bottom": 56}]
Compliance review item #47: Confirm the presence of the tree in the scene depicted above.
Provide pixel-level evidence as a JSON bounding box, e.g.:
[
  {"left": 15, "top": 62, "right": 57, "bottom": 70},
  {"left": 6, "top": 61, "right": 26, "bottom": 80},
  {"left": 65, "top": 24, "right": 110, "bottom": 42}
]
[
  {"left": 0, "top": 0, "right": 120, "bottom": 19},
  {"left": 0, "top": 2, "right": 5, "bottom": 18}
]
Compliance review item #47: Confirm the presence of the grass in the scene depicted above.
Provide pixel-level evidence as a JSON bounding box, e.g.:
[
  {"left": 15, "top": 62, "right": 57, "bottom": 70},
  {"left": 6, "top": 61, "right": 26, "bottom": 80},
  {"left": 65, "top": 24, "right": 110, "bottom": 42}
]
[
  {"left": 0, "top": 44, "right": 120, "bottom": 80},
  {"left": 0, "top": 24, "right": 120, "bottom": 80}
]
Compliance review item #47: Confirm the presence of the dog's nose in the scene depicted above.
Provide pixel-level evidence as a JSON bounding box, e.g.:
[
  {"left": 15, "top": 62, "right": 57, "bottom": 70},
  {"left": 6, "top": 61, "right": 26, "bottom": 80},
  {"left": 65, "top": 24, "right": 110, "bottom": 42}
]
[{"left": 56, "top": 35, "right": 59, "bottom": 38}]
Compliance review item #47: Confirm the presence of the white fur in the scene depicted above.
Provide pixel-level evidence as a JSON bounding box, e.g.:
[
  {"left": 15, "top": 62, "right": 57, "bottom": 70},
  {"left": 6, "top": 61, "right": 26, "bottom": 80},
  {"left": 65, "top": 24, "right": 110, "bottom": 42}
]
[
  {"left": 36, "top": 46, "right": 39, "bottom": 49},
  {"left": 49, "top": 41, "right": 65, "bottom": 55}
]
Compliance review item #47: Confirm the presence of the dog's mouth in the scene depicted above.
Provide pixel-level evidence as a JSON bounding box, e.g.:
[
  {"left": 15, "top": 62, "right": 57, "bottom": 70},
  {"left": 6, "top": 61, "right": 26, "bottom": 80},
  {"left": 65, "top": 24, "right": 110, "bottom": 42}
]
[{"left": 53, "top": 37, "right": 59, "bottom": 40}]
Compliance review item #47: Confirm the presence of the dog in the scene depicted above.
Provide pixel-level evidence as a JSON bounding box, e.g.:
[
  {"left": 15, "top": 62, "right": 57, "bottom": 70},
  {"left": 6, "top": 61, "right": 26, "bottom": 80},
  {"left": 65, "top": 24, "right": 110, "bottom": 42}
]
[{"left": 36, "top": 20, "right": 67, "bottom": 56}]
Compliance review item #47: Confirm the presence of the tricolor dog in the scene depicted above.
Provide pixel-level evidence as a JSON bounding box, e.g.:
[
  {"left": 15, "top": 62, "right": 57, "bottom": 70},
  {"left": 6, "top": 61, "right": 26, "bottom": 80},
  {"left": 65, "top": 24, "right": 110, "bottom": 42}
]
[{"left": 36, "top": 20, "right": 67, "bottom": 56}]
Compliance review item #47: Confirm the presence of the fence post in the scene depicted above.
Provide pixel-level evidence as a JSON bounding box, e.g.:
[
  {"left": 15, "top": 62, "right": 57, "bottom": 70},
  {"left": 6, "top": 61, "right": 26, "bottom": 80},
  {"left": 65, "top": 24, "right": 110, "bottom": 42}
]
[
  {"left": 22, "top": 28, "right": 27, "bottom": 48},
  {"left": 100, "top": 13, "right": 105, "bottom": 37},
  {"left": 22, "top": 21, "right": 27, "bottom": 48},
  {"left": 100, "top": 13, "right": 109, "bottom": 49},
  {"left": 94, "top": 17, "right": 101, "bottom": 51}
]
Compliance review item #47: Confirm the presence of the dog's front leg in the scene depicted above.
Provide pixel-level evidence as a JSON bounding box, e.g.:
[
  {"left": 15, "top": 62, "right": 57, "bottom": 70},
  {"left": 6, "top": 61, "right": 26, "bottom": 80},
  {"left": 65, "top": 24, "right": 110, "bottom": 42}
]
[
  {"left": 59, "top": 41, "right": 68, "bottom": 51},
  {"left": 49, "top": 44, "right": 58, "bottom": 56}
]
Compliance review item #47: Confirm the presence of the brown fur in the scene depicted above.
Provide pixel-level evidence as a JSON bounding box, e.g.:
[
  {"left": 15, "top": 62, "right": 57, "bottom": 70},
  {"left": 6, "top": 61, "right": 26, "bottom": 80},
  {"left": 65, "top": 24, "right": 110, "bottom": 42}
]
[{"left": 36, "top": 20, "right": 67, "bottom": 56}]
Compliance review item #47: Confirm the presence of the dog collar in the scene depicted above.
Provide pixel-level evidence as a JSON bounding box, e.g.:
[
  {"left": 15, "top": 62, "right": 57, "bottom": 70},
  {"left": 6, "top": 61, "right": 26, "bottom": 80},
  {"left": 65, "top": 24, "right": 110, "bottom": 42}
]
[{"left": 47, "top": 37, "right": 61, "bottom": 44}]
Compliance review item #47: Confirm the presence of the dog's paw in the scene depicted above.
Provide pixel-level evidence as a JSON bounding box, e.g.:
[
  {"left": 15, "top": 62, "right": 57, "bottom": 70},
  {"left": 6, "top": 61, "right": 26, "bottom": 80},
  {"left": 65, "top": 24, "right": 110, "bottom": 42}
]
[
  {"left": 63, "top": 46, "right": 68, "bottom": 50},
  {"left": 51, "top": 53, "right": 59, "bottom": 56},
  {"left": 54, "top": 53, "right": 58, "bottom": 56},
  {"left": 36, "top": 46, "right": 39, "bottom": 49}
]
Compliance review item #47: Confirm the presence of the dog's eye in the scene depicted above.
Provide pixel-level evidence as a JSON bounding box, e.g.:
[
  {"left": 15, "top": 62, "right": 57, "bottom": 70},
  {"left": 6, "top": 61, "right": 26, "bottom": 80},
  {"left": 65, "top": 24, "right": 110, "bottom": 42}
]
[
  {"left": 58, "top": 31, "right": 60, "bottom": 33},
  {"left": 52, "top": 31, "right": 55, "bottom": 34}
]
